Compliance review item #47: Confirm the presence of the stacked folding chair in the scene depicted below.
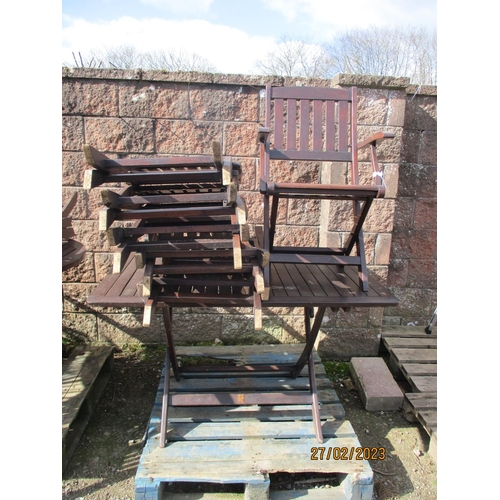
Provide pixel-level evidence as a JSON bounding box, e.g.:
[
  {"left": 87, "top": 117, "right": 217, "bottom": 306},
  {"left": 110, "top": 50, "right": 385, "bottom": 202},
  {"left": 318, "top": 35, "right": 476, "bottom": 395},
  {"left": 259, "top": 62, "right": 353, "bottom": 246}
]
[
  {"left": 83, "top": 143, "right": 267, "bottom": 328},
  {"left": 62, "top": 192, "right": 86, "bottom": 271}
]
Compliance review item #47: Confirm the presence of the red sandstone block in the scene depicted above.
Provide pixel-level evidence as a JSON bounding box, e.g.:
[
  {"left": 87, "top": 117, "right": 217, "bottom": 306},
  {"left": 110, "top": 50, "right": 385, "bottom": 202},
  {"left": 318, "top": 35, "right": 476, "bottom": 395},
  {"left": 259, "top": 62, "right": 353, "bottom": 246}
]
[{"left": 349, "top": 357, "right": 403, "bottom": 411}]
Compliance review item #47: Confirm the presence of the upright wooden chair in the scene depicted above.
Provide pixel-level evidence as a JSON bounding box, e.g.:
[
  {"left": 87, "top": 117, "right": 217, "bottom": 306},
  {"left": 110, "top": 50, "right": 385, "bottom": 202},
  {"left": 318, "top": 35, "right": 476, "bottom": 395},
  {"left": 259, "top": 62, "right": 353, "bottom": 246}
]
[{"left": 258, "top": 84, "right": 395, "bottom": 294}]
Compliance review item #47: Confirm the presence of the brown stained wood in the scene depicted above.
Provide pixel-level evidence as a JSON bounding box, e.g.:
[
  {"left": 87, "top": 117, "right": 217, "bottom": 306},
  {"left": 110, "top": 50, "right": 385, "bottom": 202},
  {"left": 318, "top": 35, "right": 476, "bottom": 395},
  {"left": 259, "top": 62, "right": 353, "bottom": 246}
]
[
  {"left": 62, "top": 217, "right": 72, "bottom": 229},
  {"left": 272, "top": 263, "right": 301, "bottom": 297},
  {"left": 268, "top": 183, "right": 380, "bottom": 199},
  {"left": 109, "top": 252, "right": 140, "bottom": 295},
  {"left": 312, "top": 99, "right": 322, "bottom": 150},
  {"left": 106, "top": 191, "right": 230, "bottom": 209},
  {"left": 154, "top": 261, "right": 253, "bottom": 275},
  {"left": 62, "top": 192, "right": 78, "bottom": 217},
  {"left": 97, "top": 170, "right": 222, "bottom": 185},
  {"left": 259, "top": 85, "right": 397, "bottom": 300},
  {"left": 119, "top": 223, "right": 239, "bottom": 240},
  {"left": 253, "top": 292, "right": 262, "bottom": 330},
  {"left": 107, "top": 205, "right": 236, "bottom": 221},
  {"left": 271, "top": 86, "right": 351, "bottom": 101},
  {"left": 84, "top": 144, "right": 217, "bottom": 172},
  {"left": 325, "top": 100, "right": 335, "bottom": 151},
  {"left": 88, "top": 260, "right": 397, "bottom": 309},
  {"left": 357, "top": 132, "right": 396, "bottom": 149},
  {"left": 62, "top": 227, "right": 76, "bottom": 240},
  {"left": 270, "top": 253, "right": 360, "bottom": 266},
  {"left": 62, "top": 240, "right": 86, "bottom": 271},
  {"left": 286, "top": 98, "right": 297, "bottom": 150},
  {"left": 285, "top": 263, "right": 316, "bottom": 297},
  {"left": 157, "top": 275, "right": 253, "bottom": 288}
]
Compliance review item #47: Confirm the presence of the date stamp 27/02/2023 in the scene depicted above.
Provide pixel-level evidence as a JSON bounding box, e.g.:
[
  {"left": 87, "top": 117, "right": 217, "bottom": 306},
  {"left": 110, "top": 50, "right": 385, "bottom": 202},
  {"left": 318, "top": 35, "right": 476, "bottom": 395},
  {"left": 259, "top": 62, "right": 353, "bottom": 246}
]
[{"left": 311, "top": 447, "right": 386, "bottom": 461}]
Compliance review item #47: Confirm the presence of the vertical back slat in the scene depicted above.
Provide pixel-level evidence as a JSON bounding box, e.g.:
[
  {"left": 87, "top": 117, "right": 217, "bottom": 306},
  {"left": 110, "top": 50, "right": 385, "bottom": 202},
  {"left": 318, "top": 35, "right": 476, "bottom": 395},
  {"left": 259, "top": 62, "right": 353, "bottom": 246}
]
[
  {"left": 299, "top": 100, "right": 309, "bottom": 150},
  {"left": 273, "top": 99, "right": 284, "bottom": 150},
  {"left": 286, "top": 99, "right": 297, "bottom": 150},
  {"left": 338, "top": 101, "right": 349, "bottom": 151},
  {"left": 312, "top": 101, "right": 323, "bottom": 151},
  {"left": 325, "top": 101, "right": 336, "bottom": 151},
  {"left": 351, "top": 88, "right": 358, "bottom": 184}
]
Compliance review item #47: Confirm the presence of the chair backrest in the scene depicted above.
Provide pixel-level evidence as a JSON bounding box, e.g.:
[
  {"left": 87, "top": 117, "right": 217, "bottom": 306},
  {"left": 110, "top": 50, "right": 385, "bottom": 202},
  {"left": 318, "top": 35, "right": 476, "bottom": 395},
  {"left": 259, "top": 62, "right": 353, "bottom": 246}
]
[{"left": 262, "top": 84, "right": 359, "bottom": 183}]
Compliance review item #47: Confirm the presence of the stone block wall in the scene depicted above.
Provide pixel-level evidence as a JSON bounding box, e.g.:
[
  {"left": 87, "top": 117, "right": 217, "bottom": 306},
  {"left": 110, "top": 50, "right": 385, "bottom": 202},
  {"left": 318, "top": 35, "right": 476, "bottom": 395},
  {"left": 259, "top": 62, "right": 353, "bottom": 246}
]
[{"left": 62, "top": 68, "right": 437, "bottom": 359}]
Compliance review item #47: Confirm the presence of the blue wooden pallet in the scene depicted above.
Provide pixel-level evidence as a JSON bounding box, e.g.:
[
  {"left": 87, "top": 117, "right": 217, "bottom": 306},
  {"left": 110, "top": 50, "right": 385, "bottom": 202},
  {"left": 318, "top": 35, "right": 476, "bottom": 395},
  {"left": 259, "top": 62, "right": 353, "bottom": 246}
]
[{"left": 135, "top": 344, "right": 373, "bottom": 500}]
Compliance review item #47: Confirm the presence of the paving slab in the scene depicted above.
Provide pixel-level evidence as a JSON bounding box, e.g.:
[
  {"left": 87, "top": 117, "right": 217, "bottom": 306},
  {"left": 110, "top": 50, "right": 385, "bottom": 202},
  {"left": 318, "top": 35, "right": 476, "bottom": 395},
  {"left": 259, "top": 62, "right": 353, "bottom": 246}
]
[{"left": 349, "top": 357, "right": 403, "bottom": 411}]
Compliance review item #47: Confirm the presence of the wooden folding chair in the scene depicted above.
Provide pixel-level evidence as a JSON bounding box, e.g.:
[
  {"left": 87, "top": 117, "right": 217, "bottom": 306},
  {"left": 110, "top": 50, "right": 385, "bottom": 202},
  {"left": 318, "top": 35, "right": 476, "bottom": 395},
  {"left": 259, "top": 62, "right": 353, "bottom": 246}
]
[
  {"left": 258, "top": 84, "right": 395, "bottom": 295},
  {"left": 83, "top": 143, "right": 266, "bottom": 329}
]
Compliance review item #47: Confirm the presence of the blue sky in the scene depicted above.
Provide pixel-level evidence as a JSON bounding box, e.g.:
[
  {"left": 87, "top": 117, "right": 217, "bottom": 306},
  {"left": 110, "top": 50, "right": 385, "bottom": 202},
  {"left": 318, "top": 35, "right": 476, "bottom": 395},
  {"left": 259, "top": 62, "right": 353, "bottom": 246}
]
[{"left": 62, "top": 0, "right": 437, "bottom": 74}]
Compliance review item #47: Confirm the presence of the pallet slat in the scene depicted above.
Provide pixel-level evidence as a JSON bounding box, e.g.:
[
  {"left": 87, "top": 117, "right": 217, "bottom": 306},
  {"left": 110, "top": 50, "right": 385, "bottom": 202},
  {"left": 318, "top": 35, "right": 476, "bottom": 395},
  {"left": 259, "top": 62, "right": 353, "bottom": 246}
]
[
  {"left": 135, "top": 344, "right": 373, "bottom": 500},
  {"left": 381, "top": 327, "right": 437, "bottom": 461}
]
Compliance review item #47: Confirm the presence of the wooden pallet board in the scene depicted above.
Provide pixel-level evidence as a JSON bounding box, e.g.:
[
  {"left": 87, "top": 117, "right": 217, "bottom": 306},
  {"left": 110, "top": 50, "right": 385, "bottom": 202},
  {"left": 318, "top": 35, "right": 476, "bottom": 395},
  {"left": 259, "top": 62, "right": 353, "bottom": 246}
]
[
  {"left": 135, "top": 344, "right": 373, "bottom": 500},
  {"left": 381, "top": 327, "right": 437, "bottom": 460},
  {"left": 62, "top": 345, "right": 114, "bottom": 472}
]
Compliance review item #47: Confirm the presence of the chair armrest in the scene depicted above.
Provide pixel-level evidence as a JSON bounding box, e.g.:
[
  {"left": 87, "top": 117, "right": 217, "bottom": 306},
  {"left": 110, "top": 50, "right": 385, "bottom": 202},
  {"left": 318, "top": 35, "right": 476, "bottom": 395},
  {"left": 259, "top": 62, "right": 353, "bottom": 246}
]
[
  {"left": 357, "top": 132, "right": 395, "bottom": 199},
  {"left": 357, "top": 132, "right": 395, "bottom": 150},
  {"left": 257, "top": 127, "right": 270, "bottom": 144}
]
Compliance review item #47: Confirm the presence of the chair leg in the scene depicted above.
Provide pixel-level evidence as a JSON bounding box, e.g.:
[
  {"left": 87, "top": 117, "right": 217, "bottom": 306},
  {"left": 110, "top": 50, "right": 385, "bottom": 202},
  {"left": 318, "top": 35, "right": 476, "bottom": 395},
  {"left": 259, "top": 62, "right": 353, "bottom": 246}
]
[
  {"left": 269, "top": 194, "right": 279, "bottom": 251},
  {"left": 159, "top": 346, "right": 171, "bottom": 448},
  {"left": 162, "top": 306, "right": 180, "bottom": 381},
  {"left": 356, "top": 233, "right": 369, "bottom": 292},
  {"left": 302, "top": 307, "right": 324, "bottom": 443},
  {"left": 308, "top": 351, "right": 324, "bottom": 443}
]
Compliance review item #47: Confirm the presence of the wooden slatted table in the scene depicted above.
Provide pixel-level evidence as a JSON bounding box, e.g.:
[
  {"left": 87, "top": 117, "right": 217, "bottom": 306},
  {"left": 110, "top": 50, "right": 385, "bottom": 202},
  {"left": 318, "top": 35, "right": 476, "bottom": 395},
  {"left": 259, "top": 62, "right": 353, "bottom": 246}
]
[
  {"left": 88, "top": 253, "right": 398, "bottom": 449},
  {"left": 88, "top": 253, "right": 397, "bottom": 310}
]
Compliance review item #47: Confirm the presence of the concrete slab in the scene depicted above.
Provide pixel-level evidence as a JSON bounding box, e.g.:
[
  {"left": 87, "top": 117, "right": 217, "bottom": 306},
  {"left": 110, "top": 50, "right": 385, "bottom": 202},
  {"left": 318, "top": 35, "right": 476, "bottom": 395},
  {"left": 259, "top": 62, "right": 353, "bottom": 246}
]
[{"left": 349, "top": 357, "right": 404, "bottom": 411}]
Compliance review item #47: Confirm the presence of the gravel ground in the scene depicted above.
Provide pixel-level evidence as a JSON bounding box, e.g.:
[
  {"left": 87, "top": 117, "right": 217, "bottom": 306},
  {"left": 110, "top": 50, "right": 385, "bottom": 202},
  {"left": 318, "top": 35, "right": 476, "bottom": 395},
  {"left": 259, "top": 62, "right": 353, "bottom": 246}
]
[{"left": 61, "top": 346, "right": 437, "bottom": 499}]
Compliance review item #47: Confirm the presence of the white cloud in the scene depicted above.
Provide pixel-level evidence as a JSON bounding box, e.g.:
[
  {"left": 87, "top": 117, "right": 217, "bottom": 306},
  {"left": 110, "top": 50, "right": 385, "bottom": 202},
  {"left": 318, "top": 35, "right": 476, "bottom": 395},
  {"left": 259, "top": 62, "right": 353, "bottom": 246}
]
[
  {"left": 62, "top": 16, "right": 276, "bottom": 74},
  {"left": 139, "top": 0, "right": 214, "bottom": 14},
  {"left": 261, "top": 0, "right": 436, "bottom": 31}
]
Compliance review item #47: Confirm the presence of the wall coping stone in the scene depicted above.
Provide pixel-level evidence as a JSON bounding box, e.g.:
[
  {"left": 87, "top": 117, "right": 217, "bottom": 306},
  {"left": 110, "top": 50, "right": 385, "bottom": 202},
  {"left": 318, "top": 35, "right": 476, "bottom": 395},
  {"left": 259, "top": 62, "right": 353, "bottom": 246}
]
[{"left": 62, "top": 68, "right": 437, "bottom": 95}]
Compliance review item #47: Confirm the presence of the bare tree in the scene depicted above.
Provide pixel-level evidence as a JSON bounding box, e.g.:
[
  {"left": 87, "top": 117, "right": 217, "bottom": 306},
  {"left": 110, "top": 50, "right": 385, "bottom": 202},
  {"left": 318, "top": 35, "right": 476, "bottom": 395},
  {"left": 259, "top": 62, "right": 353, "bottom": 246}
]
[
  {"left": 255, "top": 27, "right": 437, "bottom": 85},
  {"left": 255, "top": 35, "right": 333, "bottom": 79},
  {"left": 141, "top": 49, "right": 217, "bottom": 72},
  {"left": 325, "top": 26, "right": 437, "bottom": 85},
  {"left": 66, "top": 44, "right": 218, "bottom": 73}
]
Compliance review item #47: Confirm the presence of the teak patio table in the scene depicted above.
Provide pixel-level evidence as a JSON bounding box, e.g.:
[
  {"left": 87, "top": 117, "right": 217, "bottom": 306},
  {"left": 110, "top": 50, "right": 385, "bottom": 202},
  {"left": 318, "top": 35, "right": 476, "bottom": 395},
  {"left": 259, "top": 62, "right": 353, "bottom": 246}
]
[{"left": 87, "top": 252, "right": 398, "bottom": 447}]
